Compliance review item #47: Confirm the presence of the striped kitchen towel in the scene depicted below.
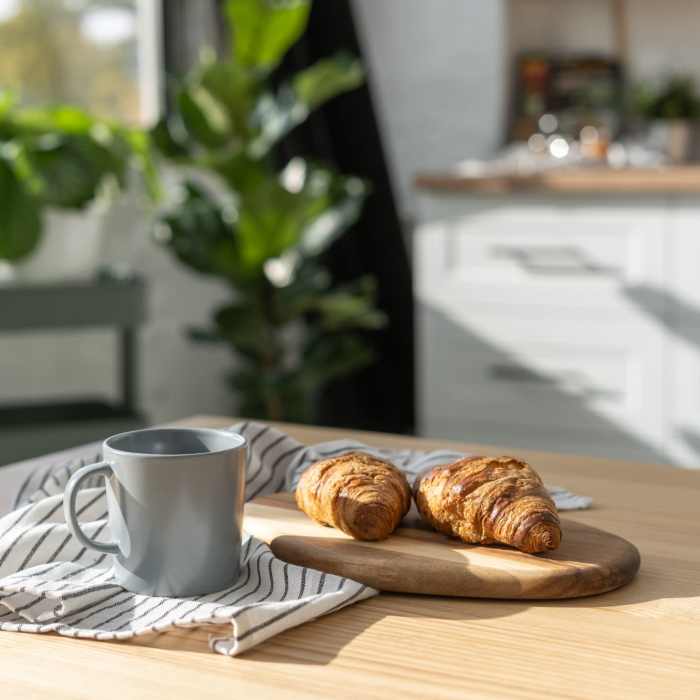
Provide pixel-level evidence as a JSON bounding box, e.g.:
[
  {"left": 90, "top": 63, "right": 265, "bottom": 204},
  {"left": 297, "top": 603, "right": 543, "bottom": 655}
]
[{"left": 0, "top": 422, "right": 591, "bottom": 656}]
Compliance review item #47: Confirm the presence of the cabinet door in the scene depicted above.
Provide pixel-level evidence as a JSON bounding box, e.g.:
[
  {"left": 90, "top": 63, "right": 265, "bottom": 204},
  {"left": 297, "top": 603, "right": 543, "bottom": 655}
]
[
  {"left": 417, "top": 304, "right": 668, "bottom": 462},
  {"left": 415, "top": 195, "right": 667, "bottom": 320},
  {"left": 414, "top": 193, "right": 685, "bottom": 464},
  {"left": 665, "top": 201, "right": 700, "bottom": 467}
]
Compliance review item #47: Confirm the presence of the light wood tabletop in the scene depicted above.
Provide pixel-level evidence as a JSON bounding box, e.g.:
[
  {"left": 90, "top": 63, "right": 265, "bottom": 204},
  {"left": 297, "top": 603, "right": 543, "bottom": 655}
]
[
  {"left": 415, "top": 165, "right": 700, "bottom": 194},
  {"left": 2, "top": 415, "right": 699, "bottom": 699}
]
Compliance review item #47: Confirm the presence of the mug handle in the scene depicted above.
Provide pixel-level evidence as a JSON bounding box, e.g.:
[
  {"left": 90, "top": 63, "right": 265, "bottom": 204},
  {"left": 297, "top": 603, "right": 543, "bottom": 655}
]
[{"left": 63, "top": 462, "right": 120, "bottom": 555}]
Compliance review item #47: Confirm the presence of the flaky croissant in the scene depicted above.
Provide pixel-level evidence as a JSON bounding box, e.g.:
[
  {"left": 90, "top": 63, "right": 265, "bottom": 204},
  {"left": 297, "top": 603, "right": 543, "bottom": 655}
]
[
  {"left": 414, "top": 456, "right": 561, "bottom": 553},
  {"left": 295, "top": 452, "right": 412, "bottom": 541}
]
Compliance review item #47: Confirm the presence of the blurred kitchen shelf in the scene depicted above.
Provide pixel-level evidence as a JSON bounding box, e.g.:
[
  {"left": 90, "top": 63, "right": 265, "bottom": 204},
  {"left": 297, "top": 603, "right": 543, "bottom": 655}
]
[
  {"left": 415, "top": 165, "right": 700, "bottom": 194},
  {"left": 0, "top": 274, "right": 147, "bottom": 466}
]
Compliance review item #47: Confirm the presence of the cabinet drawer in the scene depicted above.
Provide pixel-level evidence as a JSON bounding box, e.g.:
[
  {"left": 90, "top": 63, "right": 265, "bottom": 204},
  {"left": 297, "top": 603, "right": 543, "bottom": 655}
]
[
  {"left": 417, "top": 306, "right": 666, "bottom": 447},
  {"left": 415, "top": 199, "right": 666, "bottom": 315}
]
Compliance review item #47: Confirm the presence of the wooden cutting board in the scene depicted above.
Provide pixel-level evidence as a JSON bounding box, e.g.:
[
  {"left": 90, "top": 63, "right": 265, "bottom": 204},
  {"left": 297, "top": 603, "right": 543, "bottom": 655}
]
[{"left": 244, "top": 493, "right": 641, "bottom": 599}]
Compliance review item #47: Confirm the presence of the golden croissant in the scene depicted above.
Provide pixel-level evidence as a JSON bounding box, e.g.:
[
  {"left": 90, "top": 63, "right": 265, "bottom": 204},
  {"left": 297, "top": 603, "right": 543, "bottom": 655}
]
[
  {"left": 414, "top": 456, "right": 561, "bottom": 553},
  {"left": 295, "top": 452, "right": 412, "bottom": 541}
]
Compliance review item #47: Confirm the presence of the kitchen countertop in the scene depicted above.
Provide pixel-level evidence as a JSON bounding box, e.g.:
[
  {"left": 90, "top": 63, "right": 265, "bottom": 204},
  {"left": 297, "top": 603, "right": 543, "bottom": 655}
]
[
  {"left": 2, "top": 415, "right": 699, "bottom": 699},
  {"left": 415, "top": 164, "right": 700, "bottom": 194}
]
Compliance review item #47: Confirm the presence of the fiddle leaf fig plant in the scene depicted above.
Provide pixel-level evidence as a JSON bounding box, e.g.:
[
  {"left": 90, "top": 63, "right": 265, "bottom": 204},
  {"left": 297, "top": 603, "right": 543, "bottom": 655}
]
[
  {"left": 153, "top": 0, "right": 386, "bottom": 422},
  {"left": 0, "top": 92, "right": 157, "bottom": 261}
]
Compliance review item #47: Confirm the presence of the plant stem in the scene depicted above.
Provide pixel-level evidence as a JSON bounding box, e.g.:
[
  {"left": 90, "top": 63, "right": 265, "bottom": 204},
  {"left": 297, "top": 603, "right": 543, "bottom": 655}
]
[{"left": 258, "top": 281, "right": 284, "bottom": 421}]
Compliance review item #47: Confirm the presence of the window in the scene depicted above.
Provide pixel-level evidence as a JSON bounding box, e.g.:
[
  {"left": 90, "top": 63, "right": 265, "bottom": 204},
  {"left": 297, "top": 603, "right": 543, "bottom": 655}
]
[{"left": 0, "top": 0, "right": 161, "bottom": 123}]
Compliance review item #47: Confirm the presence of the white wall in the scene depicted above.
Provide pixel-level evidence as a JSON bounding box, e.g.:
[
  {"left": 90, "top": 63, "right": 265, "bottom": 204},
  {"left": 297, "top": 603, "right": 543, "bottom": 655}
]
[
  {"left": 509, "top": 0, "right": 700, "bottom": 84},
  {"left": 626, "top": 0, "right": 700, "bottom": 84},
  {"left": 351, "top": 0, "right": 508, "bottom": 221},
  {"left": 509, "top": 0, "right": 616, "bottom": 56}
]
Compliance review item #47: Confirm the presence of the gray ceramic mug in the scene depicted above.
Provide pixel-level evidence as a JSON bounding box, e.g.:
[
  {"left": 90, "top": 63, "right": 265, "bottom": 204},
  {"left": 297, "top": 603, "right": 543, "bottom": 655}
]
[{"left": 63, "top": 427, "right": 247, "bottom": 597}]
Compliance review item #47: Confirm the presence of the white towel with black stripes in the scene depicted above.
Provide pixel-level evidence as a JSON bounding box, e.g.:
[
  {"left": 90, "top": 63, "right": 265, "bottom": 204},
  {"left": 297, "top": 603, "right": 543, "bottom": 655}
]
[{"left": 0, "top": 422, "right": 591, "bottom": 656}]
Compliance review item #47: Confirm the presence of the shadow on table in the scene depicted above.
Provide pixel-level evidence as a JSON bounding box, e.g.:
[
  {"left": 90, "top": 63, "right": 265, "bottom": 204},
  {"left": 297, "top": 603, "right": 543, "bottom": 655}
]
[
  {"left": 243, "top": 576, "right": 697, "bottom": 667},
  {"left": 106, "top": 547, "right": 698, "bottom": 665},
  {"left": 107, "top": 513, "right": 700, "bottom": 665}
]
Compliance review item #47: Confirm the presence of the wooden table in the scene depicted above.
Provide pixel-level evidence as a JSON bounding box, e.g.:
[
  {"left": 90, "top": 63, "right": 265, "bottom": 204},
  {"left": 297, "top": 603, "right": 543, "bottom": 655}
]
[
  {"left": 415, "top": 165, "right": 700, "bottom": 194},
  {"left": 2, "top": 415, "right": 699, "bottom": 699}
]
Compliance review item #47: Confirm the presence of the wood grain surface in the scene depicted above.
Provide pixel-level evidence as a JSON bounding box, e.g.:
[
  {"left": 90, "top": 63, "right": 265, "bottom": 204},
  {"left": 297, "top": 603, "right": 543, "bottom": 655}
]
[
  {"left": 246, "top": 492, "right": 640, "bottom": 599},
  {"left": 1, "top": 415, "right": 699, "bottom": 700},
  {"left": 415, "top": 165, "right": 700, "bottom": 194}
]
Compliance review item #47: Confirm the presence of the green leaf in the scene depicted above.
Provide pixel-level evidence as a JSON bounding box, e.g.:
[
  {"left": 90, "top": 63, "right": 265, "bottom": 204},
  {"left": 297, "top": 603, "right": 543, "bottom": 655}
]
[
  {"left": 235, "top": 178, "right": 303, "bottom": 274},
  {"left": 300, "top": 333, "right": 375, "bottom": 390},
  {"left": 0, "top": 90, "right": 15, "bottom": 120},
  {"left": 273, "top": 260, "right": 331, "bottom": 321},
  {"left": 214, "top": 302, "right": 280, "bottom": 360},
  {"left": 247, "top": 90, "right": 301, "bottom": 157},
  {"left": 0, "top": 102, "right": 157, "bottom": 208},
  {"left": 0, "top": 157, "right": 42, "bottom": 261},
  {"left": 150, "top": 117, "right": 190, "bottom": 159},
  {"left": 232, "top": 160, "right": 368, "bottom": 278},
  {"left": 10, "top": 105, "right": 97, "bottom": 136},
  {"left": 296, "top": 177, "right": 367, "bottom": 257},
  {"left": 177, "top": 87, "right": 231, "bottom": 148},
  {"left": 235, "top": 178, "right": 324, "bottom": 275},
  {"left": 209, "top": 151, "right": 268, "bottom": 195},
  {"left": 198, "top": 61, "right": 258, "bottom": 141},
  {"left": 11, "top": 100, "right": 189, "bottom": 206},
  {"left": 124, "top": 130, "right": 162, "bottom": 202},
  {"left": 158, "top": 182, "right": 239, "bottom": 279},
  {"left": 23, "top": 132, "right": 128, "bottom": 209},
  {"left": 226, "top": 0, "right": 310, "bottom": 71},
  {"left": 250, "top": 52, "right": 364, "bottom": 156},
  {"left": 165, "top": 61, "right": 257, "bottom": 155},
  {"left": 315, "top": 277, "right": 387, "bottom": 332},
  {"left": 293, "top": 52, "right": 364, "bottom": 112}
]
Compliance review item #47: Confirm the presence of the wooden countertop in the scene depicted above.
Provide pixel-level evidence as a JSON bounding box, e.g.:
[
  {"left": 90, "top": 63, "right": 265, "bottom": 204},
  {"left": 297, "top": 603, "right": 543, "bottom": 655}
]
[
  {"left": 415, "top": 165, "right": 700, "bottom": 194},
  {"left": 3, "top": 415, "right": 700, "bottom": 699}
]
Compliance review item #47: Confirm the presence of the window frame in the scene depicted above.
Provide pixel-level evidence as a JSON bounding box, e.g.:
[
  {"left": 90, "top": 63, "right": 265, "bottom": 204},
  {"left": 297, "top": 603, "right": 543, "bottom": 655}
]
[{"left": 136, "top": 0, "right": 164, "bottom": 124}]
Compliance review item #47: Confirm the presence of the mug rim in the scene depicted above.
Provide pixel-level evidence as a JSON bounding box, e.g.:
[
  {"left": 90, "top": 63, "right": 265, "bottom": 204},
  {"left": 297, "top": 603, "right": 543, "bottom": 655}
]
[{"left": 103, "top": 427, "right": 246, "bottom": 458}]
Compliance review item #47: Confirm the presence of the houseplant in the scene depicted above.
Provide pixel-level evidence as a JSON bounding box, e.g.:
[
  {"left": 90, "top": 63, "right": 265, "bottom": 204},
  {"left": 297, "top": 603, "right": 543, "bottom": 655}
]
[
  {"left": 0, "top": 91, "right": 155, "bottom": 279},
  {"left": 152, "top": 0, "right": 386, "bottom": 423},
  {"left": 632, "top": 76, "right": 700, "bottom": 162}
]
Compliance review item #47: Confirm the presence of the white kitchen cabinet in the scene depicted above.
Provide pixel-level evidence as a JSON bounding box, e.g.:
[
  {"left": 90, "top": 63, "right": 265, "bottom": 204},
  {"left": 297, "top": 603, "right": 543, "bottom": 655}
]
[
  {"left": 665, "top": 201, "right": 700, "bottom": 466},
  {"left": 415, "top": 191, "right": 700, "bottom": 467}
]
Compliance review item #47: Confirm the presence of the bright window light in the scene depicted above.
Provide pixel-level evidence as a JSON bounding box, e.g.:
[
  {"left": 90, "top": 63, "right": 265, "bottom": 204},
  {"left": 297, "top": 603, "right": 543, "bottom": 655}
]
[
  {"left": 0, "top": 0, "right": 19, "bottom": 23},
  {"left": 81, "top": 6, "right": 136, "bottom": 46},
  {"left": 0, "top": 1, "right": 161, "bottom": 124}
]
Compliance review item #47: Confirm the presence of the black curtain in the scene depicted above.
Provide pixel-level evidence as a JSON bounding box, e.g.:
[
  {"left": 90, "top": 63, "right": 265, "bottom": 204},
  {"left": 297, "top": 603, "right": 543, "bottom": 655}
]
[
  {"left": 278, "top": 1, "right": 414, "bottom": 435},
  {"left": 164, "top": 0, "right": 415, "bottom": 434}
]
